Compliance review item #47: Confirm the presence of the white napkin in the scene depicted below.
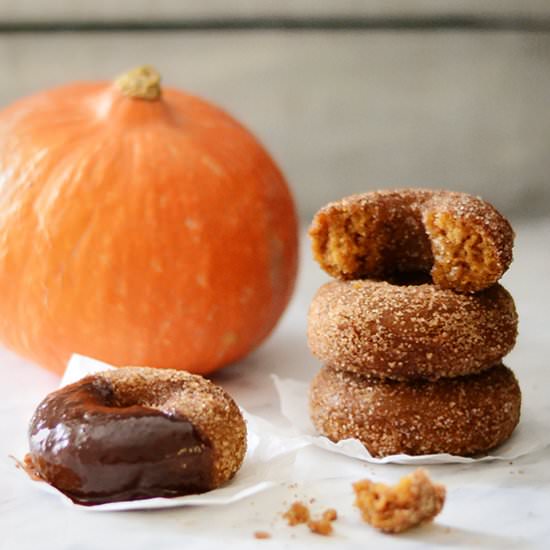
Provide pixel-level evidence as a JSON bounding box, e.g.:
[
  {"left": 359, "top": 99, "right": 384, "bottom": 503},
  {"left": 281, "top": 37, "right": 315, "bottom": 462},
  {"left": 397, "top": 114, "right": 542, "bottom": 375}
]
[
  {"left": 18, "top": 356, "right": 546, "bottom": 511},
  {"left": 273, "top": 374, "right": 548, "bottom": 465}
]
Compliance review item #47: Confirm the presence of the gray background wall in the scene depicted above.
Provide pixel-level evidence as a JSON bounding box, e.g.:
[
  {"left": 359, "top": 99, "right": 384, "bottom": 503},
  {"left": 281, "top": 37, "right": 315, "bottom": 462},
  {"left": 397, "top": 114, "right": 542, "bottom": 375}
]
[{"left": 0, "top": 1, "right": 548, "bottom": 221}]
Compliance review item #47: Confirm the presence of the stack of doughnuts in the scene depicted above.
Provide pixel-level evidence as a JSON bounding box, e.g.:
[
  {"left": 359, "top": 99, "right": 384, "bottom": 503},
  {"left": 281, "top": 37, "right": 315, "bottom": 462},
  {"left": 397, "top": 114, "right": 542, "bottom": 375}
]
[{"left": 307, "top": 189, "right": 521, "bottom": 457}]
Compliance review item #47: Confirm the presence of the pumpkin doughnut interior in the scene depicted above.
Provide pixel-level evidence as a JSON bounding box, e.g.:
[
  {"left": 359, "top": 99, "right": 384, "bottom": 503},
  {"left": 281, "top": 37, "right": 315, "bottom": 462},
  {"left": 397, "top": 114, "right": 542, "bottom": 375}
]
[{"left": 424, "top": 211, "right": 500, "bottom": 292}]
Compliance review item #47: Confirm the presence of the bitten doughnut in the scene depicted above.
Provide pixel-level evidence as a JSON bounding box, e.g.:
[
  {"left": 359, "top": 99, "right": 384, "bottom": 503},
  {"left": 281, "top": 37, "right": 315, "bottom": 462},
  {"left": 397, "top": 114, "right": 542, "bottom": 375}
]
[
  {"left": 308, "top": 279, "right": 518, "bottom": 380},
  {"left": 27, "top": 367, "right": 247, "bottom": 505},
  {"left": 310, "top": 364, "right": 521, "bottom": 457},
  {"left": 309, "top": 188, "right": 514, "bottom": 292}
]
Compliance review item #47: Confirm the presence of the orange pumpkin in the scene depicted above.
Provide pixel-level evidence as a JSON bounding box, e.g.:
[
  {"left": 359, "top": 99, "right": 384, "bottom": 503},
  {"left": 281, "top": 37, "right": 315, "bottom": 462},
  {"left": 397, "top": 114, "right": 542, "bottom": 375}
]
[{"left": 0, "top": 66, "right": 298, "bottom": 376}]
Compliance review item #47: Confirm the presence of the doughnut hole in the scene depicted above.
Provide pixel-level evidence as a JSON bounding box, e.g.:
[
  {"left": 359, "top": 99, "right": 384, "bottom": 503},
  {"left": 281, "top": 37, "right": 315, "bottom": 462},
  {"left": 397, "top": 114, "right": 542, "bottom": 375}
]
[
  {"left": 311, "top": 204, "right": 433, "bottom": 280},
  {"left": 425, "top": 211, "right": 501, "bottom": 293}
]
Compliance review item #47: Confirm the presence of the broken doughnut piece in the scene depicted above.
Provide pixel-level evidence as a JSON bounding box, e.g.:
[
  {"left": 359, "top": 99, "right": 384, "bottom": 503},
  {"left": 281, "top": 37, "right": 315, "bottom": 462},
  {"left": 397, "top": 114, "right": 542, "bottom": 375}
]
[
  {"left": 283, "top": 501, "right": 310, "bottom": 525},
  {"left": 353, "top": 469, "right": 445, "bottom": 534}
]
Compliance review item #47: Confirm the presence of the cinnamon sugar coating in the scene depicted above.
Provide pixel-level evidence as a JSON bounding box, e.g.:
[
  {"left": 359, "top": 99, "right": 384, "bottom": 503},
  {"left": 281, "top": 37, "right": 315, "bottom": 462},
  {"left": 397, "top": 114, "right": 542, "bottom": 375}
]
[
  {"left": 353, "top": 469, "right": 445, "bottom": 533},
  {"left": 308, "top": 279, "right": 517, "bottom": 380},
  {"left": 309, "top": 189, "right": 514, "bottom": 293},
  {"left": 100, "top": 367, "right": 246, "bottom": 487},
  {"left": 310, "top": 364, "right": 521, "bottom": 457}
]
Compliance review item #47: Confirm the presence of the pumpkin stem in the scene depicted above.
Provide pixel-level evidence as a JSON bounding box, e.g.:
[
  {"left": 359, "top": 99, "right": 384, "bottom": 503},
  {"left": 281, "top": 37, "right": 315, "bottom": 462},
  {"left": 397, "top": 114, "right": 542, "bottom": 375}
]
[{"left": 114, "top": 65, "right": 162, "bottom": 100}]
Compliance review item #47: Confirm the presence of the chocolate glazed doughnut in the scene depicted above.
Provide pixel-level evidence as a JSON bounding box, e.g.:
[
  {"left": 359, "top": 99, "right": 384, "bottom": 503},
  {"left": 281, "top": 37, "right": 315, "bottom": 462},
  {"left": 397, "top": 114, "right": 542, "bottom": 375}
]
[
  {"left": 28, "top": 368, "right": 246, "bottom": 505},
  {"left": 308, "top": 279, "right": 518, "bottom": 380},
  {"left": 309, "top": 189, "right": 514, "bottom": 293},
  {"left": 310, "top": 364, "right": 521, "bottom": 457}
]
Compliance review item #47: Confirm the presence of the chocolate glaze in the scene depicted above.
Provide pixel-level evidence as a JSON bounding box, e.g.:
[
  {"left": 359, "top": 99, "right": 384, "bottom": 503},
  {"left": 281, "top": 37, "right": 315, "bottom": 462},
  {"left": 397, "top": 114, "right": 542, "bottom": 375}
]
[{"left": 28, "top": 377, "right": 213, "bottom": 505}]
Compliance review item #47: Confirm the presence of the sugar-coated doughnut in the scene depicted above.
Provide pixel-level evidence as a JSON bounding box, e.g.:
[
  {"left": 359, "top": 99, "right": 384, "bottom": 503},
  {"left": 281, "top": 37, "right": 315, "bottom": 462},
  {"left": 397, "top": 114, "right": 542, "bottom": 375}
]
[
  {"left": 28, "top": 367, "right": 246, "bottom": 505},
  {"left": 309, "top": 188, "right": 514, "bottom": 293},
  {"left": 308, "top": 279, "right": 518, "bottom": 380},
  {"left": 310, "top": 364, "right": 521, "bottom": 457}
]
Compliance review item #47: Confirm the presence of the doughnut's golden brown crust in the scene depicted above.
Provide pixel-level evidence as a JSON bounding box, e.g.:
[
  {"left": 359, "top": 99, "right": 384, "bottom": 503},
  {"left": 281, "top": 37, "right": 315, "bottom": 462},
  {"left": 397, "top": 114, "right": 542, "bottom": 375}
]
[
  {"left": 308, "top": 279, "right": 518, "bottom": 380},
  {"left": 309, "top": 189, "right": 514, "bottom": 293},
  {"left": 100, "top": 368, "right": 246, "bottom": 487},
  {"left": 310, "top": 364, "right": 521, "bottom": 457}
]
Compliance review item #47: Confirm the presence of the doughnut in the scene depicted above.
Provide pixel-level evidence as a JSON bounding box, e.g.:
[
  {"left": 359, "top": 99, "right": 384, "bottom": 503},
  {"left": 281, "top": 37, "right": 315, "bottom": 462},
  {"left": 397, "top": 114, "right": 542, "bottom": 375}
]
[
  {"left": 309, "top": 364, "right": 521, "bottom": 457},
  {"left": 27, "top": 367, "right": 246, "bottom": 505},
  {"left": 309, "top": 188, "right": 514, "bottom": 293},
  {"left": 308, "top": 279, "right": 517, "bottom": 380}
]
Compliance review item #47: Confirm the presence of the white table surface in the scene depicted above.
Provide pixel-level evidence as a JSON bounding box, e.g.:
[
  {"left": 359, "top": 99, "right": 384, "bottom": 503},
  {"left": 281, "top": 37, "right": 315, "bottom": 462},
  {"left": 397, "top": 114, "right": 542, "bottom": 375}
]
[{"left": 2, "top": 221, "right": 549, "bottom": 550}]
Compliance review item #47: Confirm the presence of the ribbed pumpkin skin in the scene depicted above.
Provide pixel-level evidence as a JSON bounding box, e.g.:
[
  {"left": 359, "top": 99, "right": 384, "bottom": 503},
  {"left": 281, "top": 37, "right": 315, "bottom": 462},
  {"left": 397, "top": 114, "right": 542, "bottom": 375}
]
[{"left": 0, "top": 82, "right": 298, "bottom": 375}]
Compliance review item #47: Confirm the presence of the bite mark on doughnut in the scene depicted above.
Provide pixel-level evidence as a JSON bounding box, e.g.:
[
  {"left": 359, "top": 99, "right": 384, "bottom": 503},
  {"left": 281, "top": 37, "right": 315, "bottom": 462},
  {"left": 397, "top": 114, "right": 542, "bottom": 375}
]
[
  {"left": 315, "top": 207, "right": 384, "bottom": 280},
  {"left": 425, "top": 212, "right": 501, "bottom": 293}
]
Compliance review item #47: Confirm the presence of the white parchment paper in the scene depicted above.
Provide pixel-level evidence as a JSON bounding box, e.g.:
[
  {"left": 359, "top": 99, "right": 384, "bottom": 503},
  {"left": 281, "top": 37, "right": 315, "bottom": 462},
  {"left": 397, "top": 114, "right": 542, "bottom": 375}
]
[
  {"left": 18, "top": 356, "right": 546, "bottom": 511},
  {"left": 17, "top": 355, "right": 309, "bottom": 511},
  {"left": 273, "top": 374, "right": 548, "bottom": 465}
]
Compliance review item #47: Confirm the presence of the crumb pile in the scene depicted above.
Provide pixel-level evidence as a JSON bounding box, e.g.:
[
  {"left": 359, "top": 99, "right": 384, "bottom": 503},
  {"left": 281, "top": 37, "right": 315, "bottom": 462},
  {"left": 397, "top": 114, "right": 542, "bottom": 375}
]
[
  {"left": 307, "top": 188, "right": 521, "bottom": 457},
  {"left": 283, "top": 501, "right": 338, "bottom": 536}
]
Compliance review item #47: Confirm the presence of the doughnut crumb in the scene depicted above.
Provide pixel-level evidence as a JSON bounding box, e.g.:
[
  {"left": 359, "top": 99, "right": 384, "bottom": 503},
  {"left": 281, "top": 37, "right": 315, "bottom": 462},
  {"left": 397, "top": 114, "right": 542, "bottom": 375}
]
[
  {"left": 322, "top": 508, "right": 338, "bottom": 521},
  {"left": 283, "top": 501, "right": 310, "bottom": 526},
  {"left": 283, "top": 502, "right": 338, "bottom": 536},
  {"left": 17, "top": 453, "right": 43, "bottom": 482},
  {"left": 353, "top": 469, "right": 445, "bottom": 534},
  {"left": 307, "top": 508, "right": 338, "bottom": 536},
  {"left": 308, "top": 518, "right": 333, "bottom": 536},
  {"left": 253, "top": 531, "right": 271, "bottom": 539}
]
